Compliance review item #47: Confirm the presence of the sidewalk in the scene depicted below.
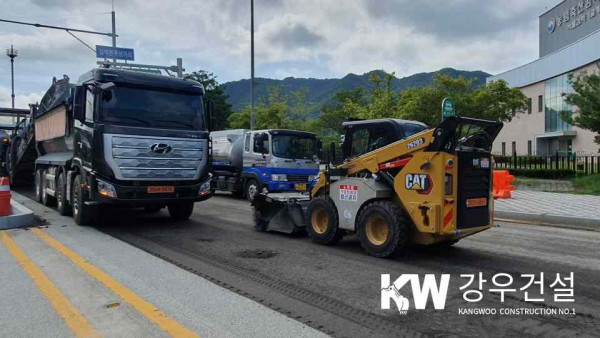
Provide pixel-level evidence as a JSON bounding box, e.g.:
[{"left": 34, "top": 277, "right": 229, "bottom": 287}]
[
  {"left": 1, "top": 192, "right": 326, "bottom": 338},
  {"left": 494, "top": 190, "right": 600, "bottom": 230}
]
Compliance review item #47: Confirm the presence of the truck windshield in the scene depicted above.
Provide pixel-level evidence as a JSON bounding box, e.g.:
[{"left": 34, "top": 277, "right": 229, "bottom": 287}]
[
  {"left": 272, "top": 134, "right": 317, "bottom": 160},
  {"left": 100, "top": 86, "right": 204, "bottom": 130}
]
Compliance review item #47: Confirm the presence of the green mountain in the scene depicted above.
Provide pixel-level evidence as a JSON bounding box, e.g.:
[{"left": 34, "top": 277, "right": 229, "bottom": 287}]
[{"left": 223, "top": 68, "right": 491, "bottom": 113}]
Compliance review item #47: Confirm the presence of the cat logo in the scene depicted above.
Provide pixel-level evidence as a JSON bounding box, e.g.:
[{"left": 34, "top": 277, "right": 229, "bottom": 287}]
[{"left": 405, "top": 174, "right": 431, "bottom": 191}]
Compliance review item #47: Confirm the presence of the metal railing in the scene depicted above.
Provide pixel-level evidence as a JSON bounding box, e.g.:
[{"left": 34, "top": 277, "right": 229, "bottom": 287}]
[{"left": 494, "top": 152, "right": 600, "bottom": 175}]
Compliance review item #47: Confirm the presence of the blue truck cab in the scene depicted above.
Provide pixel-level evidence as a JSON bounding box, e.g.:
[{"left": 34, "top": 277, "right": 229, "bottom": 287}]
[{"left": 211, "top": 129, "right": 321, "bottom": 201}]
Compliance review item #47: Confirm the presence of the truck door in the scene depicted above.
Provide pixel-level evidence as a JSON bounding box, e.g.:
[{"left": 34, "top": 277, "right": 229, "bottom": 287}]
[{"left": 74, "top": 87, "right": 94, "bottom": 168}]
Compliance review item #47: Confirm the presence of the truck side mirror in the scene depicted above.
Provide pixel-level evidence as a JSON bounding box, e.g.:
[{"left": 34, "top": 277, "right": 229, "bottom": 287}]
[
  {"left": 92, "top": 82, "right": 115, "bottom": 94},
  {"left": 206, "top": 99, "right": 215, "bottom": 131},
  {"left": 73, "top": 86, "right": 85, "bottom": 123}
]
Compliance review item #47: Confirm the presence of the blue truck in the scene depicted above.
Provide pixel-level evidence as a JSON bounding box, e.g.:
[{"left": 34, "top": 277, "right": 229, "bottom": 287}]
[{"left": 210, "top": 129, "right": 321, "bottom": 201}]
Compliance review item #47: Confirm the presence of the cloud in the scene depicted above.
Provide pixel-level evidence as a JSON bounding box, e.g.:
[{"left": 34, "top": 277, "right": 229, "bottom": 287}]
[
  {"left": 0, "top": 0, "right": 552, "bottom": 102},
  {"left": 0, "top": 85, "right": 44, "bottom": 109}
]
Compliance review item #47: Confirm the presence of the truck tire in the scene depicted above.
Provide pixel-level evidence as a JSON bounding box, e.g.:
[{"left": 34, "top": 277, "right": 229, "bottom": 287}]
[
  {"left": 245, "top": 179, "right": 259, "bottom": 202},
  {"left": 306, "top": 196, "right": 343, "bottom": 245},
  {"left": 357, "top": 200, "right": 410, "bottom": 258},
  {"left": 72, "top": 175, "right": 92, "bottom": 226},
  {"left": 56, "top": 172, "right": 71, "bottom": 216},
  {"left": 41, "top": 169, "right": 56, "bottom": 207},
  {"left": 35, "top": 169, "right": 43, "bottom": 203},
  {"left": 168, "top": 202, "right": 194, "bottom": 221}
]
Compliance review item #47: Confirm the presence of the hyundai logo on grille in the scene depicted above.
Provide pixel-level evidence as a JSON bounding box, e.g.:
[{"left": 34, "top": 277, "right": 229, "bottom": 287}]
[{"left": 150, "top": 143, "right": 172, "bottom": 154}]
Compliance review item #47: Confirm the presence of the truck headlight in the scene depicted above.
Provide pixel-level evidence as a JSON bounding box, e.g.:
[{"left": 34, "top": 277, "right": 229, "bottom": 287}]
[
  {"left": 199, "top": 179, "right": 211, "bottom": 196},
  {"left": 97, "top": 180, "right": 117, "bottom": 198},
  {"left": 308, "top": 175, "right": 318, "bottom": 182},
  {"left": 271, "top": 174, "right": 287, "bottom": 181}
]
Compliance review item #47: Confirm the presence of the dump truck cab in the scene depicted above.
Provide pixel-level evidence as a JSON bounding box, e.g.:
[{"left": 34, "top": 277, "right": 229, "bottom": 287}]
[{"left": 32, "top": 69, "right": 213, "bottom": 225}]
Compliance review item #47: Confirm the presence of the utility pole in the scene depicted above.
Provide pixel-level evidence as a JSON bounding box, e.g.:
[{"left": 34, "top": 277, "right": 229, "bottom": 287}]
[
  {"left": 250, "top": 0, "right": 255, "bottom": 130},
  {"left": 6, "top": 45, "right": 18, "bottom": 123},
  {"left": 111, "top": 0, "right": 117, "bottom": 64}
]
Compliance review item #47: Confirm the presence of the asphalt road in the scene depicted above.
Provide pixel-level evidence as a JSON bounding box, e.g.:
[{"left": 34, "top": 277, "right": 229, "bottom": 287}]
[{"left": 18, "top": 189, "right": 600, "bottom": 337}]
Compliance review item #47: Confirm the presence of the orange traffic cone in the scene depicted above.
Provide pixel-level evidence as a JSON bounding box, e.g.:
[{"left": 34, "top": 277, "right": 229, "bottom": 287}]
[
  {"left": 493, "top": 170, "right": 515, "bottom": 199},
  {"left": 0, "top": 177, "right": 11, "bottom": 216}
]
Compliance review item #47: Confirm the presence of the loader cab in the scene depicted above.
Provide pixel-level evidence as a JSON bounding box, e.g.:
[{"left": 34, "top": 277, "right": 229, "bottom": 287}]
[{"left": 341, "top": 119, "right": 427, "bottom": 159}]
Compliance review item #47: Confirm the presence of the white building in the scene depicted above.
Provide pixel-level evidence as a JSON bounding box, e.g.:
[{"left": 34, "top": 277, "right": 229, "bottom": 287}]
[{"left": 488, "top": 0, "right": 600, "bottom": 156}]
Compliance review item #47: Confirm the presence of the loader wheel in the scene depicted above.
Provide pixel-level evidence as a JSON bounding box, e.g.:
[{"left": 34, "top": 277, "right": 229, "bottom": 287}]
[
  {"left": 357, "top": 200, "right": 410, "bottom": 258},
  {"left": 306, "top": 196, "right": 343, "bottom": 245}
]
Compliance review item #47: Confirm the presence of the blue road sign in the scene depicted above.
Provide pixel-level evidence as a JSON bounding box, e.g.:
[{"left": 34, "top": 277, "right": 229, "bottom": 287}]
[{"left": 96, "top": 45, "right": 134, "bottom": 61}]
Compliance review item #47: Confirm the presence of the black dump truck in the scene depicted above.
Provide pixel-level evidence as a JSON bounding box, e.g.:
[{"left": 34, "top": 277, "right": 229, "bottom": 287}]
[{"left": 17, "top": 68, "right": 213, "bottom": 225}]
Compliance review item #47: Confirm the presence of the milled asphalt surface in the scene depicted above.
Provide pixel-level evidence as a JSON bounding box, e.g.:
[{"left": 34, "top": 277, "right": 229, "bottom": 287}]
[
  {"left": 11, "top": 189, "right": 600, "bottom": 337},
  {"left": 5, "top": 192, "right": 327, "bottom": 338}
]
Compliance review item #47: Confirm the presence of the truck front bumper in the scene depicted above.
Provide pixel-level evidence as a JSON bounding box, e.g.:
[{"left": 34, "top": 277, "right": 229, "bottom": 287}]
[
  {"left": 266, "top": 181, "right": 314, "bottom": 193},
  {"left": 93, "top": 175, "right": 212, "bottom": 206}
]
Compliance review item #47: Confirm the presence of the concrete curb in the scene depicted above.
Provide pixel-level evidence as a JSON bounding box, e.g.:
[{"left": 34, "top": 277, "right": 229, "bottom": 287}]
[
  {"left": 0, "top": 199, "right": 35, "bottom": 229},
  {"left": 494, "top": 210, "right": 600, "bottom": 230}
]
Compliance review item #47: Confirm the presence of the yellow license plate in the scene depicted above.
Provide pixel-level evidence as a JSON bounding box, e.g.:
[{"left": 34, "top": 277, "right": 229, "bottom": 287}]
[
  {"left": 466, "top": 197, "right": 487, "bottom": 208},
  {"left": 147, "top": 186, "right": 175, "bottom": 194},
  {"left": 295, "top": 183, "right": 307, "bottom": 191}
]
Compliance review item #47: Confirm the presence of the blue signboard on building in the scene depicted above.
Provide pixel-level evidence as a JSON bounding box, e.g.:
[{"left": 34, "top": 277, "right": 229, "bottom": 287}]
[{"left": 96, "top": 45, "right": 134, "bottom": 61}]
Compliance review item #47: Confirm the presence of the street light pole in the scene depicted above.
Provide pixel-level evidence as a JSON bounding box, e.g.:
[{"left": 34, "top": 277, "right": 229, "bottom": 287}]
[
  {"left": 111, "top": 0, "right": 117, "bottom": 64},
  {"left": 6, "top": 45, "right": 18, "bottom": 122},
  {"left": 250, "top": 0, "right": 255, "bottom": 130}
]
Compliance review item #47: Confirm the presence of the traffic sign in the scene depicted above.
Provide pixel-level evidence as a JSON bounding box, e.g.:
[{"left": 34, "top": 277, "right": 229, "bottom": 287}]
[
  {"left": 96, "top": 45, "right": 134, "bottom": 61},
  {"left": 442, "top": 97, "right": 455, "bottom": 120}
]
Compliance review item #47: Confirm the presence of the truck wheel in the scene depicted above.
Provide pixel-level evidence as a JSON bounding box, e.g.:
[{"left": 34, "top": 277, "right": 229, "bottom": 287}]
[
  {"left": 56, "top": 172, "right": 70, "bottom": 216},
  {"left": 357, "top": 200, "right": 410, "bottom": 258},
  {"left": 306, "top": 196, "right": 343, "bottom": 245},
  {"left": 72, "top": 175, "right": 92, "bottom": 226},
  {"left": 35, "top": 169, "right": 43, "bottom": 203},
  {"left": 246, "top": 179, "right": 259, "bottom": 202},
  {"left": 168, "top": 202, "right": 194, "bottom": 221},
  {"left": 41, "top": 169, "right": 56, "bottom": 207}
]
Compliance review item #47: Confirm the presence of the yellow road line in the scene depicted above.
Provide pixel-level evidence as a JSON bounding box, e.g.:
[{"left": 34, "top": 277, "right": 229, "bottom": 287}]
[
  {"left": 0, "top": 231, "right": 98, "bottom": 338},
  {"left": 31, "top": 227, "right": 198, "bottom": 338}
]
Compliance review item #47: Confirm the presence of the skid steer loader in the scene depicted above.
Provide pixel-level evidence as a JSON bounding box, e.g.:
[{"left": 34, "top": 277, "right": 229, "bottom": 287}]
[{"left": 253, "top": 116, "right": 503, "bottom": 258}]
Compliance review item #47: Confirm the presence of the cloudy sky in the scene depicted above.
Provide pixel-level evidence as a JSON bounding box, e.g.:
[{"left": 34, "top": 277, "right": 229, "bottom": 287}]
[{"left": 0, "top": 0, "right": 556, "bottom": 108}]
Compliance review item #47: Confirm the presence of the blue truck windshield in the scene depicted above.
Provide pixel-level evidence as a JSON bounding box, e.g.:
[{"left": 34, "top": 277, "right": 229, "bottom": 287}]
[
  {"left": 100, "top": 86, "right": 204, "bottom": 130},
  {"left": 272, "top": 134, "right": 317, "bottom": 160}
]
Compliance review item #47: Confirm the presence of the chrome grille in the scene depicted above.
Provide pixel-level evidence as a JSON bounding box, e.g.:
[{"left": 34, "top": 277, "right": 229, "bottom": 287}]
[{"left": 105, "top": 134, "right": 205, "bottom": 181}]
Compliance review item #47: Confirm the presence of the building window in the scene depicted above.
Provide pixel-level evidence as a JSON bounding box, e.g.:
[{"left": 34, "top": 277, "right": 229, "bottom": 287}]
[
  {"left": 502, "top": 142, "right": 506, "bottom": 156},
  {"left": 512, "top": 141, "right": 516, "bottom": 155},
  {"left": 527, "top": 98, "right": 532, "bottom": 114},
  {"left": 528, "top": 140, "right": 532, "bottom": 155},
  {"left": 545, "top": 74, "right": 573, "bottom": 132},
  {"left": 538, "top": 95, "right": 543, "bottom": 112}
]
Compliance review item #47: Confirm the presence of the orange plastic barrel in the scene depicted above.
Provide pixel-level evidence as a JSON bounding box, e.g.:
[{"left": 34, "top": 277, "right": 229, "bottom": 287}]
[{"left": 0, "top": 177, "right": 11, "bottom": 216}]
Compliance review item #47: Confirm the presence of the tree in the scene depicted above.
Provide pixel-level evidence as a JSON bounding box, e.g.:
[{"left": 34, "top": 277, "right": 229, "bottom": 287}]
[
  {"left": 562, "top": 65, "right": 600, "bottom": 148},
  {"left": 228, "top": 85, "right": 315, "bottom": 131},
  {"left": 185, "top": 70, "right": 233, "bottom": 130},
  {"left": 396, "top": 75, "right": 527, "bottom": 126}
]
